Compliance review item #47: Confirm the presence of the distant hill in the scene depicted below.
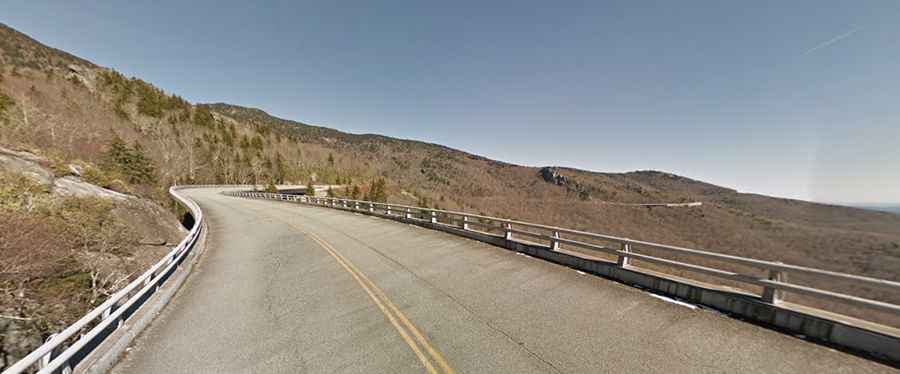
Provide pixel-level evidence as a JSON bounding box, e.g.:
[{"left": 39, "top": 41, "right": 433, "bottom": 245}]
[
  {"left": 850, "top": 204, "right": 900, "bottom": 216},
  {"left": 2, "top": 22, "right": 900, "bottom": 331}
]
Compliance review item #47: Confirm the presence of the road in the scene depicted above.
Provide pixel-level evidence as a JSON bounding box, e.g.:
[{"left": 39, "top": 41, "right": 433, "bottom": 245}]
[{"left": 112, "top": 187, "right": 896, "bottom": 373}]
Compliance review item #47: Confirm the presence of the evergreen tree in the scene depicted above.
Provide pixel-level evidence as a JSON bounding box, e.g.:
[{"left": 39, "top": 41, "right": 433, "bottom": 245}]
[
  {"left": 368, "top": 178, "right": 387, "bottom": 203},
  {"left": 103, "top": 136, "right": 157, "bottom": 185},
  {"left": 193, "top": 106, "right": 214, "bottom": 127},
  {"left": 264, "top": 180, "right": 278, "bottom": 193},
  {"left": 251, "top": 135, "right": 264, "bottom": 150}
]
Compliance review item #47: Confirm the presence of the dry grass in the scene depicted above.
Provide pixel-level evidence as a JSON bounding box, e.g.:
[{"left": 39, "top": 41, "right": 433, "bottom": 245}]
[
  {"left": 0, "top": 169, "right": 181, "bottom": 368},
  {"left": 1, "top": 22, "right": 899, "bottom": 338}
]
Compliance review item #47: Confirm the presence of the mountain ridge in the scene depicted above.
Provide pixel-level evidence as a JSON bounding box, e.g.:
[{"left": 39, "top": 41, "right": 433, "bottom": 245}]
[{"left": 2, "top": 22, "right": 899, "bottom": 333}]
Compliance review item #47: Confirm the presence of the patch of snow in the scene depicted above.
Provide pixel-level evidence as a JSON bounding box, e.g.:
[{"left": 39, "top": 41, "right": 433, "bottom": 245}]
[{"left": 648, "top": 293, "right": 698, "bottom": 310}]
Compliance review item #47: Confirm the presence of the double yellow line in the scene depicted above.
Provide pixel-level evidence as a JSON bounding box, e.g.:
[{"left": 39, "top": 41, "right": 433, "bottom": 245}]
[{"left": 292, "top": 224, "right": 455, "bottom": 374}]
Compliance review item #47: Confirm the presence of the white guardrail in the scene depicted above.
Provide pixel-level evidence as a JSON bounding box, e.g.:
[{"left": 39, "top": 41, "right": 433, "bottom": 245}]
[
  {"left": 3, "top": 186, "right": 208, "bottom": 374},
  {"left": 9, "top": 186, "right": 898, "bottom": 373},
  {"left": 232, "top": 191, "right": 900, "bottom": 321}
]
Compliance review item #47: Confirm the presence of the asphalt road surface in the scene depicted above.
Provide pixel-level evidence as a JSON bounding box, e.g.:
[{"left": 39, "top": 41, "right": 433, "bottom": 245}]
[{"left": 112, "top": 187, "right": 897, "bottom": 373}]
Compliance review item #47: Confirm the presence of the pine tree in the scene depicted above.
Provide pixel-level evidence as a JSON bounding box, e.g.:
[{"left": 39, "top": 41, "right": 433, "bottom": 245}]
[
  {"left": 264, "top": 180, "right": 278, "bottom": 193},
  {"left": 193, "top": 106, "right": 214, "bottom": 127},
  {"left": 103, "top": 136, "right": 157, "bottom": 185},
  {"left": 368, "top": 178, "right": 387, "bottom": 203}
]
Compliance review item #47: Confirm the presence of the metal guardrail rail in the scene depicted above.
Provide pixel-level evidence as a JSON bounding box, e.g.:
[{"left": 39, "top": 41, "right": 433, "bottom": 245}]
[
  {"left": 231, "top": 191, "right": 900, "bottom": 320},
  {"left": 3, "top": 185, "right": 209, "bottom": 374},
  {"left": 10, "top": 185, "right": 895, "bottom": 373}
]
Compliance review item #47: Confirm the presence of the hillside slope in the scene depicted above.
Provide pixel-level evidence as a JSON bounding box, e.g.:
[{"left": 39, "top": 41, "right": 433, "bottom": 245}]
[{"left": 1, "top": 22, "right": 899, "bottom": 333}]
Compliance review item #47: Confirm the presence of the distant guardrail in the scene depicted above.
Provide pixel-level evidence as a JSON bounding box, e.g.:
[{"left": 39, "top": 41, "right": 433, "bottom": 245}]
[
  {"left": 230, "top": 191, "right": 900, "bottom": 323},
  {"left": 2, "top": 185, "right": 215, "bottom": 374}
]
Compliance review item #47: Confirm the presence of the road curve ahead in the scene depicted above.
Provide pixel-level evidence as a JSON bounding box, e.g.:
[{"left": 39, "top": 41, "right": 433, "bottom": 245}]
[{"left": 112, "top": 187, "right": 896, "bottom": 374}]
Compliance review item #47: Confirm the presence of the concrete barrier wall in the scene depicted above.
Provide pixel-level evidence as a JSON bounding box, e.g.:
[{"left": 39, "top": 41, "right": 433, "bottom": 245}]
[
  {"left": 251, "top": 196, "right": 900, "bottom": 365},
  {"left": 413, "top": 219, "right": 900, "bottom": 364}
]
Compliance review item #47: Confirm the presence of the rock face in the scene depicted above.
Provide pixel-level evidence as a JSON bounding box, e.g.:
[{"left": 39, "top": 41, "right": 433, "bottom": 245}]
[
  {"left": 539, "top": 167, "right": 591, "bottom": 200},
  {"left": 64, "top": 64, "right": 99, "bottom": 93},
  {"left": 539, "top": 166, "right": 565, "bottom": 185},
  {"left": 0, "top": 147, "right": 54, "bottom": 187},
  {"left": 0, "top": 146, "right": 130, "bottom": 200},
  {"left": 0, "top": 147, "right": 185, "bottom": 368},
  {"left": 53, "top": 176, "right": 130, "bottom": 200}
]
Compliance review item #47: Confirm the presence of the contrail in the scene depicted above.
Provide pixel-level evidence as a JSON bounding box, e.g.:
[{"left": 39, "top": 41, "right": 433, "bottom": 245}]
[{"left": 803, "top": 27, "right": 860, "bottom": 55}]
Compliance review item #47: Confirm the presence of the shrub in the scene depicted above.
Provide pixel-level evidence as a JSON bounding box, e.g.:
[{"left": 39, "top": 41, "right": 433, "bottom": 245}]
[
  {"left": 0, "top": 91, "right": 15, "bottom": 117},
  {"left": 47, "top": 156, "right": 71, "bottom": 177},
  {"left": 193, "top": 106, "right": 214, "bottom": 127},
  {"left": 0, "top": 171, "right": 49, "bottom": 212},
  {"left": 80, "top": 163, "right": 113, "bottom": 188},
  {"left": 264, "top": 180, "right": 278, "bottom": 193},
  {"left": 367, "top": 178, "right": 387, "bottom": 203},
  {"left": 136, "top": 83, "right": 164, "bottom": 118}
]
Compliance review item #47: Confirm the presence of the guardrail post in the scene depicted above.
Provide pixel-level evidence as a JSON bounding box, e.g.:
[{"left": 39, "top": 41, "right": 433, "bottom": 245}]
[
  {"left": 430, "top": 211, "right": 437, "bottom": 224},
  {"left": 354, "top": 202, "right": 359, "bottom": 210},
  {"left": 617, "top": 242, "right": 631, "bottom": 267},
  {"left": 387, "top": 205, "right": 392, "bottom": 215},
  {"left": 405, "top": 208, "right": 412, "bottom": 219},
  {"left": 550, "top": 231, "right": 560, "bottom": 250},
  {"left": 504, "top": 223, "right": 512, "bottom": 240},
  {"left": 462, "top": 216, "right": 470, "bottom": 230},
  {"left": 38, "top": 334, "right": 57, "bottom": 370},
  {"left": 369, "top": 203, "right": 374, "bottom": 212},
  {"left": 39, "top": 351, "right": 52, "bottom": 370},
  {"left": 762, "top": 264, "right": 788, "bottom": 304}
]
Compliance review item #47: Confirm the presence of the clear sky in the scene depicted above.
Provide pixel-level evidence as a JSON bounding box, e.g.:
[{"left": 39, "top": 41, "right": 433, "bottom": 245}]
[{"left": 3, "top": 1, "right": 899, "bottom": 203}]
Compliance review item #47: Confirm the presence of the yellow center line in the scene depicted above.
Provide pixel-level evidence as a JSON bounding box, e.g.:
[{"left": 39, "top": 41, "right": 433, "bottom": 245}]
[
  {"left": 306, "top": 234, "right": 439, "bottom": 374},
  {"left": 309, "top": 233, "right": 456, "bottom": 374},
  {"left": 271, "top": 214, "right": 454, "bottom": 374}
]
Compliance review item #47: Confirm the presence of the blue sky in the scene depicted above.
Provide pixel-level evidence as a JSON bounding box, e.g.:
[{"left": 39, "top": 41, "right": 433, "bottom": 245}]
[{"left": 4, "top": 1, "right": 899, "bottom": 203}]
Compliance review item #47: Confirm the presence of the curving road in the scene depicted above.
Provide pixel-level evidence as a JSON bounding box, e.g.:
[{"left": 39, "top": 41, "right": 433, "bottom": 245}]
[{"left": 111, "top": 187, "right": 896, "bottom": 373}]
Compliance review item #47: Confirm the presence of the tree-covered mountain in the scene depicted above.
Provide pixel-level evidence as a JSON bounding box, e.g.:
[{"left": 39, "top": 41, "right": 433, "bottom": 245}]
[{"left": 2, "top": 22, "right": 900, "bottom": 348}]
